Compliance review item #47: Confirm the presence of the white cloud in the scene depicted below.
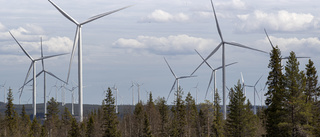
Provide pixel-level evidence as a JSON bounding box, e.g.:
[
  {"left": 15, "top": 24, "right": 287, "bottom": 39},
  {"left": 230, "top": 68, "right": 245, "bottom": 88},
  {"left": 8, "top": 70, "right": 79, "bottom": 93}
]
[
  {"left": 140, "top": 10, "right": 189, "bottom": 23},
  {"left": 0, "top": 22, "right": 5, "bottom": 31},
  {"left": 44, "top": 37, "right": 73, "bottom": 53},
  {"left": 237, "top": 10, "right": 318, "bottom": 32},
  {"left": 217, "top": 0, "right": 246, "bottom": 10},
  {"left": 113, "top": 34, "right": 216, "bottom": 55}
]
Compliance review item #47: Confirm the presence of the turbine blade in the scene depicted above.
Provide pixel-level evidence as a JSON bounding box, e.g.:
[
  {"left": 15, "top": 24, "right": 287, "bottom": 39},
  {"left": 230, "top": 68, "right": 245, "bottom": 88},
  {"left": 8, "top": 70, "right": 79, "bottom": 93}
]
[
  {"left": 255, "top": 88, "right": 261, "bottom": 101},
  {"left": 264, "top": 28, "right": 274, "bottom": 49},
  {"left": 48, "top": 0, "right": 79, "bottom": 25},
  {"left": 254, "top": 75, "right": 263, "bottom": 86},
  {"left": 9, "top": 31, "right": 33, "bottom": 60},
  {"left": 191, "top": 42, "right": 222, "bottom": 75},
  {"left": 164, "top": 57, "right": 177, "bottom": 78},
  {"left": 206, "top": 71, "right": 214, "bottom": 99},
  {"left": 241, "top": 72, "right": 244, "bottom": 84},
  {"left": 167, "top": 80, "right": 176, "bottom": 101},
  {"left": 224, "top": 41, "right": 268, "bottom": 54},
  {"left": 20, "top": 63, "right": 34, "bottom": 92},
  {"left": 212, "top": 62, "right": 238, "bottom": 71},
  {"left": 40, "top": 37, "right": 45, "bottom": 70},
  {"left": 195, "top": 49, "right": 214, "bottom": 70},
  {"left": 34, "top": 53, "right": 68, "bottom": 61},
  {"left": 81, "top": 5, "right": 132, "bottom": 25},
  {"left": 46, "top": 71, "right": 67, "bottom": 84},
  {"left": 67, "top": 26, "right": 79, "bottom": 83},
  {"left": 296, "top": 57, "right": 310, "bottom": 59},
  {"left": 210, "top": 0, "right": 223, "bottom": 41},
  {"left": 21, "top": 70, "right": 44, "bottom": 88},
  {"left": 178, "top": 75, "right": 197, "bottom": 79}
]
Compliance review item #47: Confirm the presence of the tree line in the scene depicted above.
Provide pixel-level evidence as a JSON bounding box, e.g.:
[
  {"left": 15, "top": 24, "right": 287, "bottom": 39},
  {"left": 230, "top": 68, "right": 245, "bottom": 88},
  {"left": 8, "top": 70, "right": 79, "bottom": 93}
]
[{"left": 0, "top": 46, "right": 320, "bottom": 136}]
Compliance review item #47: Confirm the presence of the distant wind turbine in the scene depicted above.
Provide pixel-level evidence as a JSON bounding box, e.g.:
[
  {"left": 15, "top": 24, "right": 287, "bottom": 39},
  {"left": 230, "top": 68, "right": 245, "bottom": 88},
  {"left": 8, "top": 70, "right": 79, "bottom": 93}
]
[
  {"left": 240, "top": 72, "right": 247, "bottom": 97},
  {"left": 164, "top": 57, "right": 196, "bottom": 102},
  {"left": 64, "top": 85, "right": 77, "bottom": 115},
  {"left": 21, "top": 38, "right": 67, "bottom": 119},
  {"left": 135, "top": 83, "right": 143, "bottom": 103},
  {"left": 10, "top": 31, "right": 67, "bottom": 119},
  {"left": 245, "top": 75, "right": 263, "bottom": 115},
  {"left": 112, "top": 85, "right": 119, "bottom": 113},
  {"left": 129, "top": 82, "right": 135, "bottom": 105},
  {"left": 194, "top": 49, "right": 237, "bottom": 100},
  {"left": 0, "top": 82, "right": 6, "bottom": 103},
  {"left": 191, "top": 0, "right": 267, "bottom": 119},
  {"left": 48, "top": 0, "right": 131, "bottom": 122}
]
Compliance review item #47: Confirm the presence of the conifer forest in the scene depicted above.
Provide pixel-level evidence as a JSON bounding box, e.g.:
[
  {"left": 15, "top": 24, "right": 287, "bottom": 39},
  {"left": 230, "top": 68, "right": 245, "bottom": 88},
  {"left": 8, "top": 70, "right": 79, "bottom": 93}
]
[{"left": 1, "top": 47, "right": 320, "bottom": 136}]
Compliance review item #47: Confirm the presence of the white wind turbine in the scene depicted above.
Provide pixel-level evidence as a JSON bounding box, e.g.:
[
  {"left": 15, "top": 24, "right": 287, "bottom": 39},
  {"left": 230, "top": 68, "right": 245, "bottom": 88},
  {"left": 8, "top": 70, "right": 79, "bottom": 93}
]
[
  {"left": 129, "top": 82, "right": 135, "bottom": 105},
  {"left": 191, "top": 0, "right": 267, "bottom": 119},
  {"left": 0, "top": 82, "right": 6, "bottom": 103},
  {"left": 135, "top": 83, "right": 143, "bottom": 103},
  {"left": 112, "top": 85, "right": 118, "bottom": 113},
  {"left": 164, "top": 57, "right": 196, "bottom": 102},
  {"left": 240, "top": 72, "right": 247, "bottom": 97},
  {"left": 64, "top": 85, "right": 77, "bottom": 115},
  {"left": 10, "top": 31, "right": 67, "bottom": 119},
  {"left": 21, "top": 38, "right": 67, "bottom": 119},
  {"left": 194, "top": 49, "right": 237, "bottom": 100},
  {"left": 245, "top": 75, "right": 263, "bottom": 115},
  {"left": 48, "top": 0, "right": 131, "bottom": 122}
]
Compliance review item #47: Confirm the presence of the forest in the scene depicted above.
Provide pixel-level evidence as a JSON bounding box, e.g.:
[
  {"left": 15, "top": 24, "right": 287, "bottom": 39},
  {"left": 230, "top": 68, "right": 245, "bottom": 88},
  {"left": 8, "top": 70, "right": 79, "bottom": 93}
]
[{"left": 0, "top": 47, "right": 320, "bottom": 137}]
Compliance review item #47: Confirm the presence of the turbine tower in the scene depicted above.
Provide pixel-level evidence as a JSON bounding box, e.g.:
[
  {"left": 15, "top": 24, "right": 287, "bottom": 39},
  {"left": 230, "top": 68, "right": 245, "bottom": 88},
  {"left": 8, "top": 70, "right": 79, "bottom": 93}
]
[
  {"left": 48, "top": 0, "right": 131, "bottom": 122},
  {"left": 0, "top": 82, "right": 5, "bottom": 103},
  {"left": 245, "top": 75, "right": 263, "bottom": 115},
  {"left": 112, "top": 85, "right": 118, "bottom": 113},
  {"left": 135, "top": 83, "right": 143, "bottom": 103},
  {"left": 164, "top": 57, "right": 196, "bottom": 102},
  {"left": 129, "top": 82, "right": 135, "bottom": 105},
  {"left": 64, "top": 85, "right": 77, "bottom": 115},
  {"left": 194, "top": 49, "right": 237, "bottom": 100},
  {"left": 21, "top": 38, "right": 67, "bottom": 119},
  {"left": 10, "top": 31, "right": 67, "bottom": 119},
  {"left": 192, "top": 0, "right": 267, "bottom": 119}
]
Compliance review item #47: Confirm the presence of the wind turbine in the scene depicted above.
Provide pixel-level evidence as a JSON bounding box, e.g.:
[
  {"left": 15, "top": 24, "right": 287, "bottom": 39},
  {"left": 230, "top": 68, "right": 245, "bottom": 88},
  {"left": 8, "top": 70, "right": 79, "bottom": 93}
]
[
  {"left": 164, "top": 57, "right": 196, "bottom": 102},
  {"left": 240, "top": 72, "right": 247, "bottom": 97},
  {"left": 129, "top": 82, "right": 135, "bottom": 105},
  {"left": 112, "top": 85, "right": 118, "bottom": 113},
  {"left": 64, "top": 85, "right": 77, "bottom": 115},
  {"left": 194, "top": 49, "right": 237, "bottom": 100},
  {"left": 245, "top": 75, "right": 263, "bottom": 115},
  {"left": 21, "top": 38, "right": 67, "bottom": 119},
  {"left": 191, "top": 0, "right": 267, "bottom": 119},
  {"left": 10, "top": 31, "right": 67, "bottom": 119},
  {"left": 192, "top": 83, "right": 199, "bottom": 105},
  {"left": 264, "top": 29, "right": 310, "bottom": 60},
  {"left": 0, "top": 82, "right": 5, "bottom": 103},
  {"left": 135, "top": 83, "right": 143, "bottom": 103},
  {"left": 48, "top": 0, "right": 131, "bottom": 122}
]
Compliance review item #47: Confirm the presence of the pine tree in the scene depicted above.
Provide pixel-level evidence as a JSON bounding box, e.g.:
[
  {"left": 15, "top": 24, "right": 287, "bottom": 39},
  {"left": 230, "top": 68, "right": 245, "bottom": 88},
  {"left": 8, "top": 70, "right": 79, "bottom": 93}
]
[
  {"left": 198, "top": 100, "right": 213, "bottom": 136},
  {"left": 265, "top": 46, "right": 286, "bottom": 136},
  {"left": 185, "top": 92, "right": 198, "bottom": 137},
  {"left": 145, "top": 92, "right": 159, "bottom": 136},
  {"left": 133, "top": 101, "right": 144, "bottom": 137},
  {"left": 28, "top": 117, "right": 41, "bottom": 137},
  {"left": 62, "top": 107, "right": 73, "bottom": 136},
  {"left": 68, "top": 117, "right": 80, "bottom": 137},
  {"left": 155, "top": 97, "right": 169, "bottom": 137},
  {"left": 86, "top": 115, "right": 95, "bottom": 137},
  {"left": 170, "top": 86, "right": 186, "bottom": 137},
  {"left": 45, "top": 97, "right": 60, "bottom": 136},
  {"left": 20, "top": 105, "right": 31, "bottom": 136},
  {"left": 5, "top": 88, "right": 18, "bottom": 136},
  {"left": 143, "top": 112, "right": 153, "bottom": 137},
  {"left": 212, "top": 90, "right": 224, "bottom": 137},
  {"left": 282, "top": 51, "right": 312, "bottom": 136},
  {"left": 305, "top": 59, "right": 319, "bottom": 102},
  {"left": 225, "top": 81, "right": 257, "bottom": 136},
  {"left": 103, "top": 87, "right": 121, "bottom": 137}
]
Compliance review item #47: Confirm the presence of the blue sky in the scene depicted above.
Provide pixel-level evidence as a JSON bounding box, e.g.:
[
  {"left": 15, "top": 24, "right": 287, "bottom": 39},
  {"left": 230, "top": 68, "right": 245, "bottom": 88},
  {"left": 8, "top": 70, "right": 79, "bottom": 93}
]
[{"left": 0, "top": 0, "right": 320, "bottom": 105}]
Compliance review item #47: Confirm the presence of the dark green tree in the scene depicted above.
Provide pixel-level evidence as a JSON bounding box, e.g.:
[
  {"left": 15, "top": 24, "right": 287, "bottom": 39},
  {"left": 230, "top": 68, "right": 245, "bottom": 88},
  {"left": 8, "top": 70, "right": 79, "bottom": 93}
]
[
  {"left": 198, "top": 100, "right": 213, "bottom": 137},
  {"left": 265, "top": 46, "right": 286, "bottom": 136},
  {"left": 282, "top": 51, "right": 311, "bottom": 136},
  {"left": 155, "top": 97, "right": 169, "bottom": 137},
  {"left": 212, "top": 90, "right": 224, "bottom": 137},
  {"left": 28, "top": 117, "right": 41, "bottom": 137},
  {"left": 185, "top": 92, "right": 198, "bottom": 137},
  {"left": 20, "top": 105, "right": 31, "bottom": 136},
  {"left": 86, "top": 115, "right": 95, "bottom": 137},
  {"left": 103, "top": 87, "right": 121, "bottom": 137},
  {"left": 305, "top": 59, "right": 319, "bottom": 102},
  {"left": 146, "top": 92, "right": 159, "bottom": 135},
  {"left": 45, "top": 97, "right": 60, "bottom": 136},
  {"left": 68, "top": 117, "right": 80, "bottom": 137},
  {"left": 143, "top": 112, "right": 153, "bottom": 137},
  {"left": 62, "top": 107, "right": 73, "bottom": 136},
  {"left": 225, "top": 81, "right": 256, "bottom": 136},
  {"left": 5, "top": 88, "right": 18, "bottom": 136},
  {"left": 133, "top": 102, "right": 144, "bottom": 137},
  {"left": 170, "top": 86, "right": 186, "bottom": 137}
]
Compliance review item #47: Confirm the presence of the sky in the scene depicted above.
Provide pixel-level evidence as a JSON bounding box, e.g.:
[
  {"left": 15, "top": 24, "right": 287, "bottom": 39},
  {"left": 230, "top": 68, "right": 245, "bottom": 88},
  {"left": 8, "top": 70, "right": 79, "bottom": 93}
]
[{"left": 0, "top": 0, "right": 320, "bottom": 106}]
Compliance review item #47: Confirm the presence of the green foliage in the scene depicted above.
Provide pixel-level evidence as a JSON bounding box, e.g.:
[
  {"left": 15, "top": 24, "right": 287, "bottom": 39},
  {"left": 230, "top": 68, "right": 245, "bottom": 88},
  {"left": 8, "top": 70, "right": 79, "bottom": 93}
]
[
  {"left": 143, "top": 112, "right": 153, "bottom": 137},
  {"left": 20, "top": 105, "right": 31, "bottom": 136},
  {"left": 225, "top": 81, "right": 257, "bottom": 136},
  {"left": 68, "top": 117, "right": 80, "bottom": 137},
  {"left": 5, "top": 88, "right": 18, "bottom": 136},
  {"left": 305, "top": 59, "right": 319, "bottom": 102},
  {"left": 86, "top": 115, "right": 95, "bottom": 137},
  {"left": 133, "top": 102, "right": 144, "bottom": 136},
  {"left": 28, "top": 117, "right": 41, "bottom": 137},
  {"left": 185, "top": 92, "right": 198, "bottom": 137},
  {"left": 103, "top": 87, "right": 121, "bottom": 137},
  {"left": 212, "top": 90, "right": 225, "bottom": 137},
  {"left": 155, "top": 97, "right": 169, "bottom": 137}
]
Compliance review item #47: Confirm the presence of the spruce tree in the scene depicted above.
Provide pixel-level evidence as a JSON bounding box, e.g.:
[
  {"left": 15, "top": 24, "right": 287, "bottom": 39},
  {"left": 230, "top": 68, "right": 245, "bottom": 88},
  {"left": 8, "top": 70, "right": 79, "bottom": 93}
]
[
  {"left": 212, "top": 90, "right": 224, "bottom": 137},
  {"left": 198, "top": 100, "right": 213, "bottom": 136},
  {"left": 45, "top": 97, "right": 60, "bottom": 136},
  {"left": 86, "top": 115, "right": 95, "bottom": 137},
  {"left": 143, "top": 112, "right": 153, "bottom": 137},
  {"left": 20, "top": 105, "right": 31, "bottom": 136},
  {"left": 62, "top": 107, "right": 73, "bottom": 136},
  {"left": 283, "top": 51, "right": 311, "bottom": 136},
  {"left": 133, "top": 101, "right": 144, "bottom": 136},
  {"left": 170, "top": 86, "right": 186, "bottom": 137},
  {"left": 225, "top": 81, "right": 256, "bottom": 136},
  {"left": 265, "top": 46, "right": 286, "bottom": 136},
  {"left": 28, "top": 117, "right": 41, "bottom": 137},
  {"left": 68, "top": 117, "right": 80, "bottom": 137},
  {"left": 305, "top": 59, "right": 319, "bottom": 102},
  {"left": 155, "top": 97, "right": 169, "bottom": 136},
  {"left": 185, "top": 92, "right": 198, "bottom": 137},
  {"left": 103, "top": 87, "right": 121, "bottom": 137},
  {"left": 5, "top": 88, "right": 18, "bottom": 136}
]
